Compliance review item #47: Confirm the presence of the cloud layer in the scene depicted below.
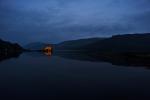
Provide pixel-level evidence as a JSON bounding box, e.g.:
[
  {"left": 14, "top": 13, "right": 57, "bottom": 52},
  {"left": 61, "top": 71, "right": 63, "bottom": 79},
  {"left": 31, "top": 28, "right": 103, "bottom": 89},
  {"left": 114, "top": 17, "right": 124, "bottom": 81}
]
[{"left": 0, "top": 0, "right": 150, "bottom": 44}]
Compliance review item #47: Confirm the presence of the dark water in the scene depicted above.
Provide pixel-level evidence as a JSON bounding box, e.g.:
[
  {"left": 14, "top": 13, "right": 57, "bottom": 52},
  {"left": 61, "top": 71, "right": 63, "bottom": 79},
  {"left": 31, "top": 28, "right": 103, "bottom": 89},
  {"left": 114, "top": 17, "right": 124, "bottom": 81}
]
[{"left": 0, "top": 52, "right": 150, "bottom": 100}]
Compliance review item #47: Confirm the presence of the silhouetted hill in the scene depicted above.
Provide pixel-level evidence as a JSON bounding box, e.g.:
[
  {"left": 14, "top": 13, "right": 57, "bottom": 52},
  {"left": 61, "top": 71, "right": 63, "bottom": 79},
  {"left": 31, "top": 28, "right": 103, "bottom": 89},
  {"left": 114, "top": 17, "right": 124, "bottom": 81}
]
[
  {"left": 24, "top": 42, "right": 53, "bottom": 50},
  {"left": 0, "top": 39, "right": 23, "bottom": 61},
  {"left": 85, "top": 33, "right": 150, "bottom": 53},
  {"left": 0, "top": 39, "right": 23, "bottom": 53},
  {"left": 55, "top": 38, "right": 105, "bottom": 50},
  {"left": 56, "top": 33, "right": 150, "bottom": 53}
]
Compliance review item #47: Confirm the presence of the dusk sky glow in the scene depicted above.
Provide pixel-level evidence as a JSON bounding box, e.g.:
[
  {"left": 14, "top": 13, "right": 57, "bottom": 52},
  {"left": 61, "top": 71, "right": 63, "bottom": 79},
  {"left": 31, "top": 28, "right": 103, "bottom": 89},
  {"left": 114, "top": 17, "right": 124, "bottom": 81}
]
[{"left": 0, "top": 0, "right": 150, "bottom": 44}]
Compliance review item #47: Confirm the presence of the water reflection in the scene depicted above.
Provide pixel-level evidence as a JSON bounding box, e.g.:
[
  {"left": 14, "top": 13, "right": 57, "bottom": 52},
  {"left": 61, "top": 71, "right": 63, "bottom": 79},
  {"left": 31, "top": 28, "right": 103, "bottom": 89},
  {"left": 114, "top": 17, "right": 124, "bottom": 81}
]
[
  {"left": 44, "top": 51, "right": 52, "bottom": 56},
  {"left": 0, "top": 52, "right": 22, "bottom": 62},
  {"left": 53, "top": 51, "right": 150, "bottom": 69},
  {"left": 1, "top": 51, "right": 150, "bottom": 99},
  {"left": 1, "top": 51, "right": 150, "bottom": 69}
]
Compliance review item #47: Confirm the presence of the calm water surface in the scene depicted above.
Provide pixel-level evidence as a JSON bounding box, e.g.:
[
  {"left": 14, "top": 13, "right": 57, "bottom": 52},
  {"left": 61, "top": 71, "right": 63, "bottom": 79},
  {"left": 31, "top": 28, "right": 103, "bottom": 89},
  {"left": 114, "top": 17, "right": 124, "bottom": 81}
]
[{"left": 0, "top": 52, "right": 150, "bottom": 100}]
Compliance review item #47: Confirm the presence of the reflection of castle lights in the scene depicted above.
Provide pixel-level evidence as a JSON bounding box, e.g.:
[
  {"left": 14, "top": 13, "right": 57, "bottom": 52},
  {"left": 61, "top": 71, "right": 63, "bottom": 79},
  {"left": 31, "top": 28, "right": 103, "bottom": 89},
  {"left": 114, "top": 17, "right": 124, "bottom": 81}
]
[{"left": 44, "top": 51, "right": 52, "bottom": 56}]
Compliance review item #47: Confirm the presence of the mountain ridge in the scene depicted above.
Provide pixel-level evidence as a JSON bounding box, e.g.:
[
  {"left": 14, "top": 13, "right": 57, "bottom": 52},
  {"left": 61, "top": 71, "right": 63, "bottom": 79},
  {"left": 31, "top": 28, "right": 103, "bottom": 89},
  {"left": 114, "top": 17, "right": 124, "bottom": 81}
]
[{"left": 55, "top": 33, "right": 150, "bottom": 53}]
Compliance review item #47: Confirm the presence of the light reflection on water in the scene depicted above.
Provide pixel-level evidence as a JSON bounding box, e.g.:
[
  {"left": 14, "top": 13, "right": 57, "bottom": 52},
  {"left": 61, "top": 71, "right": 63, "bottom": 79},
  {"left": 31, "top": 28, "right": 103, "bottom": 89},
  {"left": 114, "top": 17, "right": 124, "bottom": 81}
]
[
  {"left": 0, "top": 52, "right": 150, "bottom": 99},
  {"left": 44, "top": 51, "right": 52, "bottom": 56}
]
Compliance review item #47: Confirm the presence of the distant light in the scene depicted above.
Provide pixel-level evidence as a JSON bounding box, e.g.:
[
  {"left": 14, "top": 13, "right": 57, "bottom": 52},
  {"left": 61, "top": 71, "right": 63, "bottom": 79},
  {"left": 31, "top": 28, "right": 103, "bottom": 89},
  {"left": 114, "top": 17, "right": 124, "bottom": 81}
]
[{"left": 43, "top": 46, "right": 52, "bottom": 56}]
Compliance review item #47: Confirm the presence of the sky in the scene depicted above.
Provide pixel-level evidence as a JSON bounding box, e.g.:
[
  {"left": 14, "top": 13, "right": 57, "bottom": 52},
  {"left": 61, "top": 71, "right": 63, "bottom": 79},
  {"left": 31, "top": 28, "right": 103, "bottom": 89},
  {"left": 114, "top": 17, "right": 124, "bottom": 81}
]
[{"left": 0, "top": 0, "right": 150, "bottom": 44}]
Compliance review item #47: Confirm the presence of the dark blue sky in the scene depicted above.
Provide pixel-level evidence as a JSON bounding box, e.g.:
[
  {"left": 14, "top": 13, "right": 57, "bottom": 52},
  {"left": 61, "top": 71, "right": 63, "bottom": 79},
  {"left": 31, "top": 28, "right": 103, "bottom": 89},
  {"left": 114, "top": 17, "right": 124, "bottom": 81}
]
[{"left": 0, "top": 0, "right": 150, "bottom": 44}]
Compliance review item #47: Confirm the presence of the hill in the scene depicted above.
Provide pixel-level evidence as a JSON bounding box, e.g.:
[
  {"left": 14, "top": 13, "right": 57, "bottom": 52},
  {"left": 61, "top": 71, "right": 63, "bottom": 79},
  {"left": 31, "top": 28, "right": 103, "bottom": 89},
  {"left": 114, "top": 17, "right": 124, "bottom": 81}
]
[
  {"left": 55, "top": 38, "right": 105, "bottom": 50},
  {"left": 0, "top": 39, "right": 23, "bottom": 61},
  {"left": 24, "top": 42, "right": 52, "bottom": 50},
  {"left": 85, "top": 33, "right": 150, "bottom": 53},
  {"left": 55, "top": 33, "right": 150, "bottom": 53}
]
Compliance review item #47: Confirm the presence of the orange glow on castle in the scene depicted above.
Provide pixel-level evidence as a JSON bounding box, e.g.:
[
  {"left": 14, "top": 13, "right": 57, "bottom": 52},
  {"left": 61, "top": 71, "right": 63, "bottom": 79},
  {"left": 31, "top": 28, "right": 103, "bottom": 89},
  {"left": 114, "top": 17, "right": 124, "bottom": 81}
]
[{"left": 43, "top": 45, "right": 53, "bottom": 56}]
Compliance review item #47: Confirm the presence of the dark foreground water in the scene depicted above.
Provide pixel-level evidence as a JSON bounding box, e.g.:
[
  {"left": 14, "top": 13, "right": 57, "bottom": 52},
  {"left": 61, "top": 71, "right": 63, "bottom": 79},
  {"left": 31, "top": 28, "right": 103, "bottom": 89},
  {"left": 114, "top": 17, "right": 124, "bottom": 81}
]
[{"left": 0, "top": 52, "right": 150, "bottom": 100}]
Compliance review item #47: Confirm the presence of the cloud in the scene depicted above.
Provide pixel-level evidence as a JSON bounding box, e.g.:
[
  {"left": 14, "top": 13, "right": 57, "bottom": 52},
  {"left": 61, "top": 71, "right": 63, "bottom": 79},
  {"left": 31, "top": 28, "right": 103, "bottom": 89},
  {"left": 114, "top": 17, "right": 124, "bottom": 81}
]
[{"left": 0, "top": 0, "right": 150, "bottom": 44}]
